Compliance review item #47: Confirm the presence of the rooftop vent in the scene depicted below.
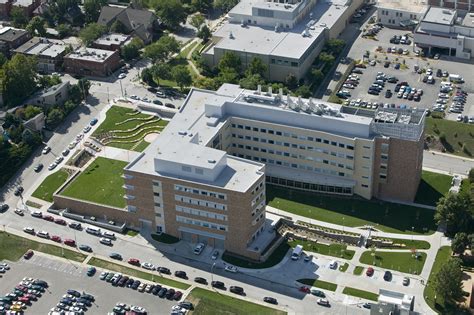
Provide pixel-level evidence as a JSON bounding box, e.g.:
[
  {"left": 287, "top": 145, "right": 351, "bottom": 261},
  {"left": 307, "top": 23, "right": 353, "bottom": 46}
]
[
  {"left": 229, "top": 31, "right": 234, "bottom": 39},
  {"left": 208, "top": 159, "right": 216, "bottom": 164},
  {"left": 178, "top": 130, "right": 187, "bottom": 135}
]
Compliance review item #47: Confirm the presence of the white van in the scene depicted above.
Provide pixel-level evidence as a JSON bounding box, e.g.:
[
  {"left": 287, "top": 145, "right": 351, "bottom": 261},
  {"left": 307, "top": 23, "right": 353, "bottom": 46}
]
[
  {"left": 86, "top": 226, "right": 101, "bottom": 235},
  {"left": 291, "top": 245, "right": 303, "bottom": 260},
  {"left": 329, "top": 260, "right": 338, "bottom": 269},
  {"left": 102, "top": 231, "right": 116, "bottom": 240}
]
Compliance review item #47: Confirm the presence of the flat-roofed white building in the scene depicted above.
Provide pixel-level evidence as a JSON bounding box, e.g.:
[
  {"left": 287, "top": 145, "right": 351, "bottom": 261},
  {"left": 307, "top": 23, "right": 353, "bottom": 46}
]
[
  {"left": 202, "top": 0, "right": 363, "bottom": 82},
  {"left": 377, "top": 0, "right": 428, "bottom": 28}
]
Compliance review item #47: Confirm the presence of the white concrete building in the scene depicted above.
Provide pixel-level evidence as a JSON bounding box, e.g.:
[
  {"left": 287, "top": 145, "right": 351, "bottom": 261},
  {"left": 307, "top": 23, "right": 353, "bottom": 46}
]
[
  {"left": 414, "top": 7, "right": 474, "bottom": 59},
  {"left": 377, "top": 0, "right": 428, "bottom": 28}
]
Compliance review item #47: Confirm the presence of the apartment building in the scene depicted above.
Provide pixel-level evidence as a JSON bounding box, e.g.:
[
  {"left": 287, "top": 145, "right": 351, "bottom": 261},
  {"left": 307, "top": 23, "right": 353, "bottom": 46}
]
[
  {"left": 64, "top": 47, "right": 121, "bottom": 77},
  {"left": 13, "top": 37, "right": 67, "bottom": 73},
  {"left": 202, "top": 0, "right": 363, "bottom": 82},
  {"left": 377, "top": 0, "right": 428, "bottom": 28},
  {"left": 414, "top": 7, "right": 474, "bottom": 59},
  {"left": 123, "top": 83, "right": 426, "bottom": 259}
]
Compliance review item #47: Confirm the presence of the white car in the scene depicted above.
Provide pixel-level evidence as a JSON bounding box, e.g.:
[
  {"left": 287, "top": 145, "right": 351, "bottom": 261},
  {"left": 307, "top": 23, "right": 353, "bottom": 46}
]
[
  {"left": 62, "top": 149, "right": 70, "bottom": 156},
  {"left": 224, "top": 265, "right": 238, "bottom": 273},
  {"left": 42, "top": 146, "right": 51, "bottom": 155},
  {"left": 14, "top": 208, "right": 24, "bottom": 216},
  {"left": 118, "top": 73, "right": 126, "bottom": 79},
  {"left": 48, "top": 163, "right": 57, "bottom": 171},
  {"left": 76, "top": 133, "right": 84, "bottom": 141},
  {"left": 141, "top": 262, "right": 155, "bottom": 270},
  {"left": 102, "top": 231, "right": 116, "bottom": 240},
  {"left": 23, "top": 227, "right": 35, "bottom": 234},
  {"left": 457, "top": 114, "right": 463, "bottom": 122},
  {"left": 68, "top": 141, "right": 78, "bottom": 149},
  {"left": 194, "top": 243, "right": 205, "bottom": 255},
  {"left": 131, "top": 306, "right": 146, "bottom": 313},
  {"left": 36, "top": 231, "right": 49, "bottom": 239},
  {"left": 99, "top": 238, "right": 112, "bottom": 246},
  {"left": 55, "top": 156, "right": 64, "bottom": 163},
  {"left": 0, "top": 263, "right": 10, "bottom": 270},
  {"left": 83, "top": 125, "right": 91, "bottom": 133}
]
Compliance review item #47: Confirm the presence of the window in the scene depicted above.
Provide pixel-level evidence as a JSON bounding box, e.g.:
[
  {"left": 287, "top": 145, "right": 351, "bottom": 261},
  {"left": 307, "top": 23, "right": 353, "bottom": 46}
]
[
  {"left": 182, "top": 166, "right": 191, "bottom": 172},
  {"left": 154, "top": 202, "right": 161, "bottom": 207},
  {"left": 323, "top": 140, "right": 329, "bottom": 144},
  {"left": 195, "top": 168, "right": 203, "bottom": 175},
  {"left": 153, "top": 192, "right": 160, "bottom": 197},
  {"left": 347, "top": 145, "right": 354, "bottom": 150}
]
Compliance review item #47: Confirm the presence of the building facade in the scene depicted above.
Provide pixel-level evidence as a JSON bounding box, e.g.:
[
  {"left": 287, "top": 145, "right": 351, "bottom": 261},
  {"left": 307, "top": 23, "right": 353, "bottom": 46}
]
[
  {"left": 0, "top": 27, "right": 31, "bottom": 56},
  {"left": 13, "top": 37, "right": 67, "bottom": 73},
  {"left": 377, "top": 0, "right": 428, "bottom": 28},
  {"left": 64, "top": 48, "right": 121, "bottom": 77},
  {"left": 122, "top": 84, "right": 426, "bottom": 259},
  {"left": 92, "top": 33, "right": 130, "bottom": 51}
]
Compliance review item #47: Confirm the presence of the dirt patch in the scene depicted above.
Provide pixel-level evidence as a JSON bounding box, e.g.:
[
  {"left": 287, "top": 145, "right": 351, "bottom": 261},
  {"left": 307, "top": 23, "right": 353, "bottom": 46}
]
[{"left": 144, "top": 132, "right": 159, "bottom": 143}]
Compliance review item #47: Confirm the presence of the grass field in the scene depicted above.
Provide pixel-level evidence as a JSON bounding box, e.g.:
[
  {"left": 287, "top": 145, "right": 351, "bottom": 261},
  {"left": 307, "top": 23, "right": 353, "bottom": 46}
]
[
  {"left": 267, "top": 185, "right": 437, "bottom": 234},
  {"left": 88, "top": 258, "right": 190, "bottom": 290},
  {"left": 288, "top": 239, "right": 355, "bottom": 260},
  {"left": 297, "top": 279, "right": 337, "bottom": 291},
  {"left": 353, "top": 266, "right": 364, "bottom": 275},
  {"left": 0, "top": 232, "right": 86, "bottom": 262},
  {"left": 359, "top": 250, "right": 427, "bottom": 274},
  {"left": 374, "top": 237, "right": 431, "bottom": 250},
  {"left": 222, "top": 242, "right": 290, "bottom": 269},
  {"left": 339, "top": 262, "right": 349, "bottom": 272},
  {"left": 61, "top": 157, "right": 128, "bottom": 208},
  {"left": 32, "top": 170, "right": 69, "bottom": 202},
  {"left": 186, "top": 288, "right": 286, "bottom": 315},
  {"left": 414, "top": 171, "right": 452, "bottom": 206},
  {"left": 425, "top": 117, "right": 474, "bottom": 157},
  {"left": 342, "top": 287, "right": 379, "bottom": 301}
]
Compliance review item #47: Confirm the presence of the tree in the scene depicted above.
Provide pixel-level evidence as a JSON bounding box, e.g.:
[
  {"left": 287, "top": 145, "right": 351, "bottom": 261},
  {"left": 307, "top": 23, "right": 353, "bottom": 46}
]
[
  {"left": 172, "top": 65, "right": 192, "bottom": 91},
  {"left": 1, "top": 54, "right": 38, "bottom": 107},
  {"left": 79, "top": 23, "right": 106, "bottom": 46},
  {"left": 310, "top": 68, "right": 324, "bottom": 84},
  {"left": 434, "top": 258, "right": 464, "bottom": 302},
  {"left": 296, "top": 85, "right": 311, "bottom": 98},
  {"left": 435, "top": 193, "right": 474, "bottom": 236},
  {"left": 151, "top": 63, "right": 172, "bottom": 85},
  {"left": 110, "top": 20, "right": 128, "bottom": 33},
  {"left": 0, "top": 53, "right": 7, "bottom": 67},
  {"left": 56, "top": 24, "right": 73, "bottom": 38},
  {"left": 26, "top": 16, "right": 47, "bottom": 36},
  {"left": 121, "top": 37, "right": 144, "bottom": 61},
  {"left": 197, "top": 24, "right": 211, "bottom": 43},
  {"left": 319, "top": 52, "right": 335, "bottom": 64},
  {"left": 218, "top": 52, "right": 241, "bottom": 74},
  {"left": 239, "top": 74, "right": 265, "bottom": 90},
  {"left": 69, "top": 85, "right": 82, "bottom": 104},
  {"left": 141, "top": 68, "right": 155, "bottom": 86},
  {"left": 144, "top": 35, "right": 180, "bottom": 62},
  {"left": 194, "top": 76, "right": 218, "bottom": 90},
  {"left": 38, "top": 75, "right": 62, "bottom": 89},
  {"left": 46, "top": 108, "right": 65, "bottom": 126},
  {"left": 285, "top": 73, "right": 298, "bottom": 90},
  {"left": 246, "top": 57, "right": 267, "bottom": 78},
  {"left": 469, "top": 168, "right": 474, "bottom": 183},
  {"left": 326, "top": 38, "right": 345, "bottom": 55},
  {"left": 213, "top": 0, "right": 238, "bottom": 12},
  {"left": 10, "top": 7, "right": 28, "bottom": 28},
  {"left": 78, "top": 78, "right": 91, "bottom": 97},
  {"left": 22, "top": 129, "right": 41, "bottom": 146},
  {"left": 190, "top": 14, "right": 205, "bottom": 30},
  {"left": 191, "top": 0, "right": 213, "bottom": 12},
  {"left": 469, "top": 234, "right": 474, "bottom": 249},
  {"left": 84, "top": 0, "right": 107, "bottom": 23},
  {"left": 155, "top": 0, "right": 187, "bottom": 30},
  {"left": 217, "top": 68, "right": 239, "bottom": 85},
  {"left": 452, "top": 232, "right": 469, "bottom": 255}
]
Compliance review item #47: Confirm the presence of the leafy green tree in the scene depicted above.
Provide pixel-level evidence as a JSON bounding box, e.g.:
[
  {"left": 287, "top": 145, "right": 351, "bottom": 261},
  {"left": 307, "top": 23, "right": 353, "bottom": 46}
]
[
  {"left": 1, "top": 54, "right": 38, "bottom": 107},
  {"left": 197, "top": 24, "right": 211, "bottom": 43},
  {"left": 121, "top": 37, "right": 144, "bottom": 61},
  {"left": 217, "top": 68, "right": 239, "bottom": 85},
  {"left": 78, "top": 78, "right": 91, "bottom": 97},
  {"left": 310, "top": 68, "right": 324, "bottom": 84},
  {"left": 285, "top": 73, "right": 298, "bottom": 90},
  {"left": 39, "top": 75, "right": 62, "bottom": 89},
  {"left": 46, "top": 108, "right": 65, "bottom": 126},
  {"left": 452, "top": 232, "right": 469, "bottom": 255},
  {"left": 21, "top": 129, "right": 41, "bottom": 146},
  {"left": 325, "top": 39, "right": 345, "bottom": 55},
  {"left": 239, "top": 74, "right": 265, "bottom": 90},
  {"left": 296, "top": 85, "right": 311, "bottom": 98},
  {"left": 191, "top": 0, "right": 213, "bottom": 12},
  {"left": 435, "top": 193, "right": 474, "bottom": 236},
  {"left": 26, "top": 16, "right": 47, "bottom": 36},
  {"left": 434, "top": 258, "right": 464, "bottom": 302},
  {"left": 151, "top": 63, "right": 172, "bottom": 85},
  {"left": 246, "top": 57, "right": 267, "bottom": 77},
  {"left": 84, "top": 0, "right": 107, "bottom": 23},
  {"left": 469, "top": 168, "right": 474, "bottom": 183},
  {"left": 155, "top": 0, "right": 187, "bottom": 30},
  {"left": 79, "top": 23, "right": 106, "bottom": 46},
  {"left": 319, "top": 52, "right": 335, "bottom": 64},
  {"left": 218, "top": 51, "right": 241, "bottom": 74},
  {"left": 64, "top": 100, "right": 77, "bottom": 113},
  {"left": 10, "top": 7, "right": 28, "bottom": 28},
  {"left": 213, "top": 0, "right": 238, "bottom": 12},
  {"left": 141, "top": 68, "right": 155, "bottom": 85},
  {"left": 110, "top": 20, "right": 128, "bottom": 33},
  {"left": 56, "top": 24, "right": 73, "bottom": 38},
  {"left": 0, "top": 53, "right": 7, "bottom": 67},
  {"left": 194, "top": 76, "right": 218, "bottom": 90},
  {"left": 172, "top": 65, "right": 192, "bottom": 91},
  {"left": 469, "top": 234, "right": 474, "bottom": 249},
  {"left": 69, "top": 85, "right": 82, "bottom": 104},
  {"left": 144, "top": 35, "right": 180, "bottom": 62},
  {"left": 190, "top": 14, "right": 205, "bottom": 29}
]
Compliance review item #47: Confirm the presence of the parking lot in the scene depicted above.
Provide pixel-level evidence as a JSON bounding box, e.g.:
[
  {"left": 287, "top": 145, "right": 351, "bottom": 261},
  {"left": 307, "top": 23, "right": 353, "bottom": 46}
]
[{"left": 0, "top": 255, "right": 178, "bottom": 314}]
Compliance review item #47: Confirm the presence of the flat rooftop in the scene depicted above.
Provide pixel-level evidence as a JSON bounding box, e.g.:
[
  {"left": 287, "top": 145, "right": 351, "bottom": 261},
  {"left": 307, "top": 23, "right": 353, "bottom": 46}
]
[
  {"left": 209, "top": 0, "right": 349, "bottom": 59},
  {"left": 0, "top": 27, "right": 28, "bottom": 42},
  {"left": 14, "top": 37, "right": 66, "bottom": 58},
  {"left": 461, "top": 12, "right": 474, "bottom": 28},
  {"left": 67, "top": 47, "right": 116, "bottom": 62},
  {"left": 422, "top": 7, "right": 456, "bottom": 25},
  {"left": 376, "top": 0, "right": 427, "bottom": 13},
  {"left": 94, "top": 33, "right": 130, "bottom": 46}
]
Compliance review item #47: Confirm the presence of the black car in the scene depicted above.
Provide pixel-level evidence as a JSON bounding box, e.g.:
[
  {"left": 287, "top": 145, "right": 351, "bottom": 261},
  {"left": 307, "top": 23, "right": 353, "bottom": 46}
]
[
  {"left": 229, "top": 286, "right": 244, "bottom": 295},
  {"left": 387, "top": 77, "right": 398, "bottom": 83},
  {"left": 34, "top": 164, "right": 43, "bottom": 172},
  {"left": 385, "top": 90, "right": 392, "bottom": 98},
  {"left": 263, "top": 297, "right": 278, "bottom": 305},
  {"left": 152, "top": 285, "right": 162, "bottom": 295},
  {"left": 436, "top": 69, "right": 443, "bottom": 77},
  {"left": 368, "top": 89, "right": 379, "bottom": 95},
  {"left": 174, "top": 271, "right": 187, "bottom": 279},
  {"left": 66, "top": 289, "right": 80, "bottom": 297},
  {"left": 384, "top": 61, "right": 390, "bottom": 68},
  {"left": 165, "top": 289, "right": 175, "bottom": 300},
  {"left": 153, "top": 99, "right": 163, "bottom": 105},
  {"left": 131, "top": 280, "right": 140, "bottom": 290},
  {"left": 157, "top": 267, "right": 171, "bottom": 274},
  {"left": 81, "top": 293, "right": 94, "bottom": 302},
  {"left": 126, "top": 278, "right": 135, "bottom": 287},
  {"left": 79, "top": 245, "right": 92, "bottom": 252},
  {"left": 77, "top": 298, "right": 92, "bottom": 307},
  {"left": 109, "top": 253, "right": 122, "bottom": 260},
  {"left": 68, "top": 222, "right": 82, "bottom": 230},
  {"left": 14, "top": 186, "right": 24, "bottom": 196},
  {"left": 147, "top": 87, "right": 158, "bottom": 93},
  {"left": 0, "top": 204, "right": 9, "bottom": 212},
  {"left": 383, "top": 271, "right": 392, "bottom": 281},
  {"left": 33, "top": 280, "right": 48, "bottom": 288},
  {"left": 158, "top": 287, "right": 167, "bottom": 298},
  {"left": 179, "top": 302, "right": 194, "bottom": 310},
  {"left": 211, "top": 281, "right": 225, "bottom": 289},
  {"left": 194, "top": 277, "right": 207, "bottom": 284},
  {"left": 165, "top": 103, "right": 175, "bottom": 109},
  {"left": 118, "top": 276, "right": 129, "bottom": 287}
]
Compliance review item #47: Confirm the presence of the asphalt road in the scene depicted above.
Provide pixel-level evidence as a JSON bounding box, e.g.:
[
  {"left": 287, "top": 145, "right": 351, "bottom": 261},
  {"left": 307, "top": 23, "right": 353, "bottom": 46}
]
[{"left": 423, "top": 151, "right": 474, "bottom": 176}]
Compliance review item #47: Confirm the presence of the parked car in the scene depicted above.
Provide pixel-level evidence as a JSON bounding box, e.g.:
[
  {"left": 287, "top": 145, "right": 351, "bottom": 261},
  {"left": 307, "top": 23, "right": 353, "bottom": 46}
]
[
  {"left": 263, "top": 297, "right": 278, "bottom": 304},
  {"left": 194, "top": 277, "right": 207, "bottom": 284},
  {"left": 36, "top": 231, "right": 49, "bottom": 239},
  {"left": 403, "top": 277, "right": 410, "bottom": 286},
  {"left": 90, "top": 118, "right": 98, "bottom": 126},
  {"left": 99, "top": 238, "right": 112, "bottom": 246},
  {"left": 43, "top": 215, "right": 54, "bottom": 222},
  {"left": 128, "top": 258, "right": 140, "bottom": 266},
  {"left": 225, "top": 265, "right": 238, "bottom": 273},
  {"left": 311, "top": 288, "right": 325, "bottom": 297},
  {"left": 317, "top": 298, "right": 330, "bottom": 306},
  {"left": 51, "top": 235, "right": 61, "bottom": 243},
  {"left": 23, "top": 227, "right": 35, "bottom": 235},
  {"left": 68, "top": 222, "right": 82, "bottom": 230},
  {"left": 383, "top": 271, "right": 392, "bottom": 281},
  {"left": 0, "top": 204, "right": 8, "bottom": 212},
  {"left": 54, "top": 218, "right": 66, "bottom": 225},
  {"left": 174, "top": 271, "right": 187, "bottom": 279},
  {"left": 23, "top": 250, "right": 33, "bottom": 260},
  {"left": 33, "top": 163, "right": 43, "bottom": 172},
  {"left": 194, "top": 243, "right": 205, "bottom": 255},
  {"left": 366, "top": 267, "right": 374, "bottom": 276},
  {"left": 211, "top": 281, "right": 225, "bottom": 289},
  {"left": 141, "top": 262, "right": 155, "bottom": 270},
  {"left": 42, "top": 146, "right": 51, "bottom": 154},
  {"left": 86, "top": 267, "right": 96, "bottom": 276},
  {"left": 157, "top": 267, "right": 171, "bottom": 274},
  {"left": 14, "top": 208, "right": 24, "bottom": 216},
  {"left": 229, "top": 286, "right": 244, "bottom": 295},
  {"left": 79, "top": 245, "right": 92, "bottom": 252},
  {"left": 64, "top": 239, "right": 76, "bottom": 247},
  {"left": 109, "top": 253, "right": 122, "bottom": 260}
]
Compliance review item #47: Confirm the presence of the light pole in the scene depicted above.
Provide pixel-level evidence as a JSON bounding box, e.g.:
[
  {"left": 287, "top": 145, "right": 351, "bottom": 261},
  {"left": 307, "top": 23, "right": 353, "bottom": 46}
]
[
  {"left": 342, "top": 217, "right": 345, "bottom": 233},
  {"left": 211, "top": 262, "right": 216, "bottom": 283},
  {"left": 411, "top": 226, "right": 414, "bottom": 241}
]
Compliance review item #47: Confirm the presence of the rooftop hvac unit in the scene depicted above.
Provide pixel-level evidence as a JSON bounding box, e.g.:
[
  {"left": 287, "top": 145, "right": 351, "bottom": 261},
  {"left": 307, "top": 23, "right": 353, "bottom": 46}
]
[{"left": 229, "top": 31, "right": 234, "bottom": 39}]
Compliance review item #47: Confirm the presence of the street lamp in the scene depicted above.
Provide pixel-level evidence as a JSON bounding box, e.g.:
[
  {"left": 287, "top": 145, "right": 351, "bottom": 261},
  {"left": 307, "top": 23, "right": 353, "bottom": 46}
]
[
  {"left": 211, "top": 262, "right": 216, "bottom": 283},
  {"left": 411, "top": 226, "right": 414, "bottom": 241}
]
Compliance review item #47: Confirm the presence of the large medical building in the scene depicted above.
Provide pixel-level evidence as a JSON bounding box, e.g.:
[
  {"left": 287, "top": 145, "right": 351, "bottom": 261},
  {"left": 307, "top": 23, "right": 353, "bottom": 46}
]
[{"left": 123, "top": 84, "right": 426, "bottom": 259}]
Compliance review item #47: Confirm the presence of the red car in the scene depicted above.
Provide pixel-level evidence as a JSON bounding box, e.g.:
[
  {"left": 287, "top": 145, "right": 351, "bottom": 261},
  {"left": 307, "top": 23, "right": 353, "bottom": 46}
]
[
  {"left": 15, "top": 285, "right": 27, "bottom": 292},
  {"left": 299, "top": 286, "right": 310, "bottom": 293},
  {"left": 64, "top": 239, "right": 76, "bottom": 247},
  {"left": 24, "top": 293, "right": 36, "bottom": 301},
  {"left": 23, "top": 250, "right": 33, "bottom": 260},
  {"left": 128, "top": 258, "right": 140, "bottom": 266},
  {"left": 18, "top": 296, "right": 30, "bottom": 304},
  {"left": 43, "top": 215, "right": 54, "bottom": 222},
  {"left": 54, "top": 218, "right": 66, "bottom": 225},
  {"left": 51, "top": 235, "right": 62, "bottom": 243},
  {"left": 366, "top": 267, "right": 374, "bottom": 277}
]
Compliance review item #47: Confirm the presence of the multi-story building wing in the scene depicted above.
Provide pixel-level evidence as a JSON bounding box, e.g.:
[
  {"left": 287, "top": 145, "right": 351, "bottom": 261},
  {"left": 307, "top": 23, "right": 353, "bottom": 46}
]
[{"left": 123, "top": 84, "right": 426, "bottom": 259}]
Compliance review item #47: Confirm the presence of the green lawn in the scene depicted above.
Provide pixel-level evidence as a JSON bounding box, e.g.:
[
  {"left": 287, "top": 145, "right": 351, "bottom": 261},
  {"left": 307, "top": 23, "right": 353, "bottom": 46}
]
[
  {"left": 187, "top": 288, "right": 286, "bottom": 315},
  {"left": 373, "top": 237, "right": 431, "bottom": 250},
  {"left": 222, "top": 242, "right": 290, "bottom": 269},
  {"left": 414, "top": 171, "right": 452, "bottom": 206},
  {"left": 179, "top": 41, "right": 198, "bottom": 58},
  {"left": 297, "top": 279, "right": 337, "bottom": 291},
  {"left": 267, "top": 185, "right": 437, "bottom": 234},
  {"left": 93, "top": 106, "right": 147, "bottom": 135},
  {"left": 32, "top": 170, "right": 69, "bottom": 202},
  {"left": 342, "top": 287, "right": 379, "bottom": 301},
  {"left": 151, "top": 233, "right": 180, "bottom": 244},
  {"left": 359, "top": 250, "right": 427, "bottom": 274},
  {"left": 132, "top": 140, "right": 151, "bottom": 152},
  {"left": 0, "top": 232, "right": 86, "bottom": 262},
  {"left": 353, "top": 266, "right": 364, "bottom": 275},
  {"left": 88, "top": 258, "right": 190, "bottom": 290},
  {"left": 125, "top": 229, "right": 139, "bottom": 237},
  {"left": 339, "top": 262, "right": 349, "bottom": 272},
  {"left": 425, "top": 117, "right": 474, "bottom": 157},
  {"left": 61, "top": 157, "right": 128, "bottom": 208},
  {"left": 288, "top": 239, "right": 355, "bottom": 260}
]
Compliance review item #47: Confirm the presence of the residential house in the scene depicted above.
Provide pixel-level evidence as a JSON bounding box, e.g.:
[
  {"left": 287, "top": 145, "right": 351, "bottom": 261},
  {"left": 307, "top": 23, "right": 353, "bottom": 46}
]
[
  {"left": 12, "top": 0, "right": 41, "bottom": 17},
  {"left": 0, "top": 27, "right": 31, "bottom": 56},
  {"left": 30, "top": 81, "right": 70, "bottom": 107},
  {"left": 13, "top": 37, "right": 67, "bottom": 73}
]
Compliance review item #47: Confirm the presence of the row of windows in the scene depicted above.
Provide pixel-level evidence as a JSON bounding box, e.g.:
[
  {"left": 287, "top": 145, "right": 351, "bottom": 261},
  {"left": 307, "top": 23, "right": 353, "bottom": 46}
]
[
  {"left": 174, "top": 184, "right": 227, "bottom": 200},
  {"left": 252, "top": 212, "right": 265, "bottom": 225},
  {"left": 176, "top": 205, "right": 228, "bottom": 221},
  {"left": 267, "top": 176, "right": 354, "bottom": 194},
  {"left": 270, "top": 58, "right": 299, "bottom": 67},
  {"left": 251, "top": 191, "right": 265, "bottom": 207},
  {"left": 176, "top": 215, "right": 228, "bottom": 232},
  {"left": 251, "top": 181, "right": 264, "bottom": 195},
  {"left": 175, "top": 195, "right": 227, "bottom": 211},
  {"left": 181, "top": 165, "right": 204, "bottom": 175},
  {"left": 230, "top": 124, "right": 355, "bottom": 150},
  {"left": 233, "top": 154, "right": 349, "bottom": 177}
]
